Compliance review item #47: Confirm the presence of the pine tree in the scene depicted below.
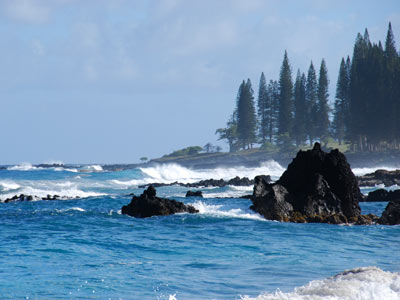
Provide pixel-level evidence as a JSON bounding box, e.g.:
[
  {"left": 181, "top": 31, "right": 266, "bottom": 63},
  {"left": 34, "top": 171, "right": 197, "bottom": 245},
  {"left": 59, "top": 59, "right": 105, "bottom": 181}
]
[
  {"left": 316, "top": 59, "right": 330, "bottom": 145},
  {"left": 305, "top": 61, "right": 318, "bottom": 146},
  {"left": 237, "top": 79, "right": 257, "bottom": 149},
  {"left": 384, "top": 22, "right": 398, "bottom": 147},
  {"left": 257, "top": 72, "right": 269, "bottom": 144},
  {"left": 333, "top": 58, "right": 349, "bottom": 144},
  {"left": 293, "top": 70, "right": 307, "bottom": 145},
  {"left": 278, "top": 51, "right": 294, "bottom": 145},
  {"left": 267, "top": 80, "right": 279, "bottom": 143}
]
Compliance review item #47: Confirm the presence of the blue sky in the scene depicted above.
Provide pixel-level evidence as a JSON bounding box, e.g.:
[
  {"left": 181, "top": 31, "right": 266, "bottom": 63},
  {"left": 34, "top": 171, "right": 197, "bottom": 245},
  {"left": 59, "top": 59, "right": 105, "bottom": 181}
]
[{"left": 0, "top": 0, "right": 399, "bottom": 164}]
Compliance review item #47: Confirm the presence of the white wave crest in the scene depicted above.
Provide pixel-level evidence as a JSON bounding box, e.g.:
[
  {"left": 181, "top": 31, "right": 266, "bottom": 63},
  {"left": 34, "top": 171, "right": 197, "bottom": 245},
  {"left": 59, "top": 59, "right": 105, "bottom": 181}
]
[
  {"left": 7, "top": 163, "right": 41, "bottom": 171},
  {"left": 241, "top": 267, "right": 400, "bottom": 300},
  {"left": 57, "top": 207, "right": 86, "bottom": 212},
  {"left": 352, "top": 166, "right": 398, "bottom": 176},
  {"left": 0, "top": 181, "right": 21, "bottom": 191},
  {"left": 80, "top": 165, "right": 103, "bottom": 172},
  {"left": 0, "top": 181, "right": 105, "bottom": 202},
  {"left": 53, "top": 167, "right": 79, "bottom": 173},
  {"left": 110, "top": 161, "right": 285, "bottom": 188},
  {"left": 190, "top": 201, "right": 264, "bottom": 221}
]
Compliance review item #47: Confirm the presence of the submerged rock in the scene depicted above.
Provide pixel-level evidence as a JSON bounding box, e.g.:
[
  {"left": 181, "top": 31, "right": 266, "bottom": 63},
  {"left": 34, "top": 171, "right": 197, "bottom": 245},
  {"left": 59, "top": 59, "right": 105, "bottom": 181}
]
[
  {"left": 251, "top": 143, "right": 363, "bottom": 224},
  {"left": 185, "top": 190, "right": 203, "bottom": 197},
  {"left": 121, "top": 186, "right": 198, "bottom": 218}
]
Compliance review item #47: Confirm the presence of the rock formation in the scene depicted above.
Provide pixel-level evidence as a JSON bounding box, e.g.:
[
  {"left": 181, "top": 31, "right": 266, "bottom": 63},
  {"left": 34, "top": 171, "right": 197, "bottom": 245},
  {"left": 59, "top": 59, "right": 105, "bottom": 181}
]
[
  {"left": 185, "top": 190, "right": 203, "bottom": 197},
  {"left": 121, "top": 185, "right": 198, "bottom": 218},
  {"left": 379, "top": 199, "right": 400, "bottom": 225},
  {"left": 138, "top": 176, "right": 260, "bottom": 189},
  {"left": 357, "top": 169, "right": 400, "bottom": 187},
  {"left": 251, "top": 143, "right": 364, "bottom": 224}
]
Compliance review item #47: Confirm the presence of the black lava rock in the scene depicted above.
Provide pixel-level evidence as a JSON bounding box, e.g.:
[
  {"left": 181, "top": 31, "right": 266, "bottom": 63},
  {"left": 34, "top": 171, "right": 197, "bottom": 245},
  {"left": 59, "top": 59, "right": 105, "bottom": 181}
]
[
  {"left": 121, "top": 186, "right": 198, "bottom": 218},
  {"left": 379, "top": 198, "right": 400, "bottom": 225},
  {"left": 185, "top": 190, "right": 203, "bottom": 197},
  {"left": 250, "top": 143, "right": 363, "bottom": 224}
]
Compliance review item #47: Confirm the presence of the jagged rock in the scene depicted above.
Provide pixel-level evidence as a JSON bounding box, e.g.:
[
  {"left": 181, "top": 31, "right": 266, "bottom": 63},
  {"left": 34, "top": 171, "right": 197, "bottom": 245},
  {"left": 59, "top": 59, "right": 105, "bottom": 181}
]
[
  {"left": 121, "top": 186, "right": 198, "bottom": 218},
  {"left": 250, "top": 183, "right": 293, "bottom": 222},
  {"left": 357, "top": 169, "right": 400, "bottom": 187},
  {"left": 379, "top": 198, "right": 400, "bottom": 225},
  {"left": 185, "top": 190, "right": 203, "bottom": 197},
  {"left": 250, "top": 143, "right": 362, "bottom": 224},
  {"left": 278, "top": 142, "right": 361, "bottom": 219},
  {"left": 365, "top": 189, "right": 400, "bottom": 203}
]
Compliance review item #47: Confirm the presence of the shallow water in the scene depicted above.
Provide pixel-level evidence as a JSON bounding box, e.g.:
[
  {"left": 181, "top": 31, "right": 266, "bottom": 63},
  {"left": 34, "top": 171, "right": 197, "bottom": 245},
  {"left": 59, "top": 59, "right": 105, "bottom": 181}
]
[{"left": 0, "top": 163, "right": 399, "bottom": 299}]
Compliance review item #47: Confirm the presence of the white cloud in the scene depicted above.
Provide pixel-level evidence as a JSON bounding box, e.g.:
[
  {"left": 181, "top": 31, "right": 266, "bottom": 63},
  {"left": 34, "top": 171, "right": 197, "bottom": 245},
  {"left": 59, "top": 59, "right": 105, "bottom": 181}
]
[{"left": 4, "top": 0, "right": 50, "bottom": 24}]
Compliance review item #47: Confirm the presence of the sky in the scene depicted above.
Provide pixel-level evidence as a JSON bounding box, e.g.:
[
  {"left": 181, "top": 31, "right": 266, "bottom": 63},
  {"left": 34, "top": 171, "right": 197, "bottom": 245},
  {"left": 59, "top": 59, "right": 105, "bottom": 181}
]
[{"left": 0, "top": 0, "right": 399, "bottom": 164}]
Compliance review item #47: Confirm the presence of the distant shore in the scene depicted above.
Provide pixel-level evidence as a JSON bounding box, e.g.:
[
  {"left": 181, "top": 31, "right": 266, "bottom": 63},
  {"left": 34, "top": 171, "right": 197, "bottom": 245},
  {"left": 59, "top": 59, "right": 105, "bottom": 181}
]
[{"left": 2, "top": 148, "right": 400, "bottom": 172}]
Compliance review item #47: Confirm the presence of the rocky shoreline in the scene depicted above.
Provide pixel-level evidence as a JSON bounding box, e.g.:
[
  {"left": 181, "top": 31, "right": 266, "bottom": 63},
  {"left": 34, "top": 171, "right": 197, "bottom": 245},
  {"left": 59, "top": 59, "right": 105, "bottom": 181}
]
[{"left": 120, "top": 143, "right": 400, "bottom": 224}]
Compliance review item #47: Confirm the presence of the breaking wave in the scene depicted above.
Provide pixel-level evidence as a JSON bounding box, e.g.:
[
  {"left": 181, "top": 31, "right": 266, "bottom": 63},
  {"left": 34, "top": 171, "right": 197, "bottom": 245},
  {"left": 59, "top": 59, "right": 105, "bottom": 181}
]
[
  {"left": 110, "top": 161, "right": 285, "bottom": 187},
  {"left": 190, "top": 200, "right": 264, "bottom": 221},
  {"left": 80, "top": 165, "right": 103, "bottom": 172},
  {"left": 240, "top": 267, "right": 400, "bottom": 300},
  {"left": 0, "top": 179, "right": 105, "bottom": 202},
  {"left": 7, "top": 163, "right": 41, "bottom": 171}
]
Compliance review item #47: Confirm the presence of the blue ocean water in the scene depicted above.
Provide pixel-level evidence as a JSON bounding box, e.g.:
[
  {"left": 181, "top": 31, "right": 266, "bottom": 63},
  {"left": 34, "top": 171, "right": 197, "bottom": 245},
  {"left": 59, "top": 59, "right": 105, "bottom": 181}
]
[{"left": 0, "top": 163, "right": 399, "bottom": 300}]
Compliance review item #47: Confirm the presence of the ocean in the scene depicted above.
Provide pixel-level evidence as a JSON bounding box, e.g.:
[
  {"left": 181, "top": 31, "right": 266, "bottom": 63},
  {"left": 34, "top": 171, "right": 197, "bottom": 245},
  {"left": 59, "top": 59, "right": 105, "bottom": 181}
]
[{"left": 0, "top": 162, "right": 399, "bottom": 300}]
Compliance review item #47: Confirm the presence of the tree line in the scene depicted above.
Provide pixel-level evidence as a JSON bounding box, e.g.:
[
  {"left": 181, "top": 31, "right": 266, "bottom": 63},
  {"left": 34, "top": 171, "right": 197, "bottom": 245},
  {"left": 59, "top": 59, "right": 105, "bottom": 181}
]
[{"left": 216, "top": 23, "right": 400, "bottom": 153}]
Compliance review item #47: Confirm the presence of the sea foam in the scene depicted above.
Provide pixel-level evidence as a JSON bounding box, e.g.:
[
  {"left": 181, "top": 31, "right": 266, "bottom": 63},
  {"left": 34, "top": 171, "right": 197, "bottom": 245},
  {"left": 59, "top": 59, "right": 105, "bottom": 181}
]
[
  {"left": 7, "top": 163, "right": 41, "bottom": 171},
  {"left": 110, "top": 161, "right": 285, "bottom": 188},
  {"left": 240, "top": 267, "right": 400, "bottom": 300},
  {"left": 190, "top": 200, "right": 265, "bottom": 221}
]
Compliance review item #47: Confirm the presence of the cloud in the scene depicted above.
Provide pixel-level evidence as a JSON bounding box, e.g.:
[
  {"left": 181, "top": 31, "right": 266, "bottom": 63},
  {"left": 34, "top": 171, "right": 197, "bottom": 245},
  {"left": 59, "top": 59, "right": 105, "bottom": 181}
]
[{"left": 3, "top": 0, "right": 50, "bottom": 24}]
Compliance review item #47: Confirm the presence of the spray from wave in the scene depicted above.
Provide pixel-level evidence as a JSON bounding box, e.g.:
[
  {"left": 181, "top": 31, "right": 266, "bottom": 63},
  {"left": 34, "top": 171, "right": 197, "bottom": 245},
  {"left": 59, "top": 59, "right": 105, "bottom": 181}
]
[
  {"left": 240, "top": 267, "right": 400, "bottom": 300},
  {"left": 190, "top": 200, "right": 265, "bottom": 221},
  {"left": 0, "top": 179, "right": 105, "bottom": 201},
  {"left": 110, "top": 161, "right": 285, "bottom": 188},
  {"left": 7, "top": 163, "right": 41, "bottom": 171}
]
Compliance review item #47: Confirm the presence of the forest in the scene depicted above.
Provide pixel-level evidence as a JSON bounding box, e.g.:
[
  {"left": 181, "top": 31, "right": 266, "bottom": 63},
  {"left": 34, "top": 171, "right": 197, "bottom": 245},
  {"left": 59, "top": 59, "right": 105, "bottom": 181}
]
[{"left": 216, "top": 23, "right": 400, "bottom": 153}]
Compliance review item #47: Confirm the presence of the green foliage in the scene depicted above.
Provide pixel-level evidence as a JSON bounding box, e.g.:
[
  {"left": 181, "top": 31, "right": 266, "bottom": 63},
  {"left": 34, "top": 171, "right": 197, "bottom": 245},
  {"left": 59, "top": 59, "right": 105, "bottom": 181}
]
[
  {"left": 140, "top": 157, "right": 148, "bottom": 163},
  {"left": 278, "top": 51, "right": 294, "bottom": 137},
  {"left": 217, "top": 22, "right": 400, "bottom": 154},
  {"left": 163, "top": 146, "right": 203, "bottom": 158},
  {"left": 333, "top": 58, "right": 350, "bottom": 145},
  {"left": 316, "top": 59, "right": 330, "bottom": 143},
  {"left": 306, "top": 61, "right": 318, "bottom": 145},
  {"left": 260, "top": 141, "right": 279, "bottom": 152},
  {"left": 293, "top": 70, "right": 307, "bottom": 145},
  {"left": 237, "top": 79, "right": 257, "bottom": 149},
  {"left": 347, "top": 22, "right": 400, "bottom": 151},
  {"left": 216, "top": 113, "right": 239, "bottom": 152},
  {"left": 257, "top": 72, "right": 269, "bottom": 144}
]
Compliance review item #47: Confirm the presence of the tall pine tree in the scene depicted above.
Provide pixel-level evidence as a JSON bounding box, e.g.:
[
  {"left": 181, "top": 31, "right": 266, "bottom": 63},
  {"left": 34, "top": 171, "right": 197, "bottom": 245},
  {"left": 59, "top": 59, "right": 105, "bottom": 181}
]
[
  {"left": 237, "top": 79, "right": 257, "bottom": 149},
  {"left": 333, "top": 58, "right": 349, "bottom": 144},
  {"left": 278, "top": 51, "right": 294, "bottom": 145},
  {"left": 257, "top": 72, "right": 269, "bottom": 144},
  {"left": 306, "top": 61, "right": 318, "bottom": 146},
  {"left": 316, "top": 59, "right": 330, "bottom": 144},
  {"left": 267, "top": 80, "right": 280, "bottom": 143},
  {"left": 293, "top": 70, "right": 307, "bottom": 145}
]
